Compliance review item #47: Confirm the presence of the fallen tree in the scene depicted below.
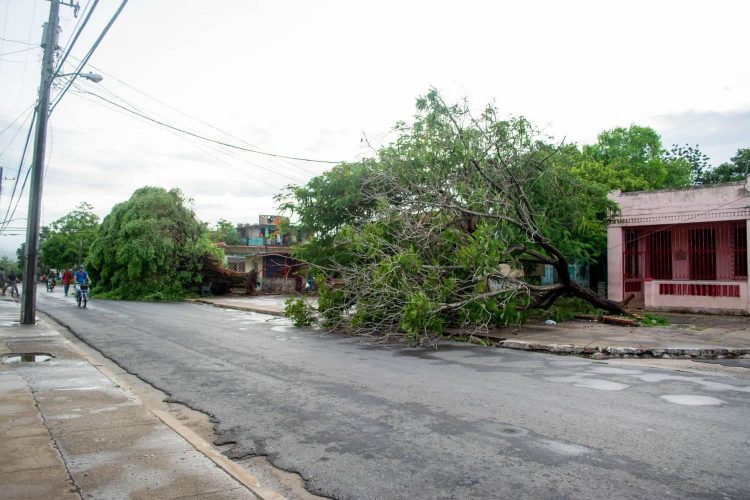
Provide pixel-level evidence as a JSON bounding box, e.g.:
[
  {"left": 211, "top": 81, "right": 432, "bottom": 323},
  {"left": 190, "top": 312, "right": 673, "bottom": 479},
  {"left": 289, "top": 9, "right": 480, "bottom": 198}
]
[{"left": 282, "top": 91, "right": 628, "bottom": 343}]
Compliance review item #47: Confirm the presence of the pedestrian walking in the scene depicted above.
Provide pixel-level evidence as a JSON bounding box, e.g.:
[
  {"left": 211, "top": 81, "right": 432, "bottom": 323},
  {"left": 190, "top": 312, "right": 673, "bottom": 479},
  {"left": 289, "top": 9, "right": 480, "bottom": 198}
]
[
  {"left": 62, "top": 268, "right": 73, "bottom": 296},
  {"left": 0, "top": 268, "right": 6, "bottom": 296}
]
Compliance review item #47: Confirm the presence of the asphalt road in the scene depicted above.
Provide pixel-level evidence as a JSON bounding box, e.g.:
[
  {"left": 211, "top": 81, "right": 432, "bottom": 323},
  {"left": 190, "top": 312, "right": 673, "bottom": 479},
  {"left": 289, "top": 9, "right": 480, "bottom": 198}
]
[{"left": 38, "top": 292, "right": 750, "bottom": 500}]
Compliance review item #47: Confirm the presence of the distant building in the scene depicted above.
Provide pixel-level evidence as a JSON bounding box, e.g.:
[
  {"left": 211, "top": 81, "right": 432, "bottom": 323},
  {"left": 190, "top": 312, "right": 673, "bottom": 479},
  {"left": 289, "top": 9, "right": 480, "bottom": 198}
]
[
  {"left": 607, "top": 177, "right": 749, "bottom": 314},
  {"left": 218, "top": 215, "right": 305, "bottom": 293},
  {"left": 237, "top": 215, "right": 297, "bottom": 247}
]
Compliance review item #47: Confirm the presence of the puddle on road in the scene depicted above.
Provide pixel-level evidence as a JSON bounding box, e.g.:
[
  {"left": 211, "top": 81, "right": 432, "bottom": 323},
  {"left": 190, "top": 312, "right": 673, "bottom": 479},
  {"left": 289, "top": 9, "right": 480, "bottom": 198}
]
[
  {"left": 639, "top": 373, "right": 750, "bottom": 393},
  {"left": 572, "top": 379, "right": 629, "bottom": 391},
  {"left": 2, "top": 353, "right": 53, "bottom": 363},
  {"left": 271, "top": 325, "right": 294, "bottom": 332},
  {"left": 588, "top": 367, "right": 642, "bottom": 376},
  {"left": 660, "top": 395, "right": 725, "bottom": 406},
  {"left": 546, "top": 374, "right": 629, "bottom": 391},
  {"left": 539, "top": 439, "right": 593, "bottom": 456}
]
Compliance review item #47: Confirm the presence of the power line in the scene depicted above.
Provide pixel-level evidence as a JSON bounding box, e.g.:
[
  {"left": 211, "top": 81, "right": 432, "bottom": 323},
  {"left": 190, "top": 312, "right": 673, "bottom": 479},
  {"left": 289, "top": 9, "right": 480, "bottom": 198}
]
[
  {"left": 0, "top": 36, "right": 36, "bottom": 46},
  {"left": 69, "top": 86, "right": 302, "bottom": 187},
  {"left": 0, "top": 110, "right": 37, "bottom": 235},
  {"left": 610, "top": 194, "right": 750, "bottom": 252},
  {"left": 0, "top": 46, "right": 40, "bottom": 57},
  {"left": 71, "top": 56, "right": 324, "bottom": 178},
  {"left": 0, "top": 106, "right": 35, "bottom": 160},
  {"left": 76, "top": 89, "right": 343, "bottom": 165},
  {"left": 0, "top": 103, "right": 35, "bottom": 138},
  {"left": 49, "top": 0, "right": 128, "bottom": 112},
  {"left": 68, "top": 77, "right": 308, "bottom": 186}
]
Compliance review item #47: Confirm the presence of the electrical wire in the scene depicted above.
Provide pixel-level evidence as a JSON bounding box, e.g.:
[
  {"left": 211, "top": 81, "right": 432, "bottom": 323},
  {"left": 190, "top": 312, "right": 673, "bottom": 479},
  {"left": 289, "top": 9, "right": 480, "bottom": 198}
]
[
  {"left": 0, "top": 110, "right": 37, "bottom": 234},
  {"left": 0, "top": 46, "right": 39, "bottom": 57},
  {"left": 0, "top": 36, "right": 36, "bottom": 46},
  {"left": 0, "top": 103, "right": 35, "bottom": 137},
  {"left": 0, "top": 107, "right": 35, "bottom": 160},
  {"left": 76, "top": 89, "right": 343, "bottom": 165},
  {"left": 69, "top": 76, "right": 308, "bottom": 185},
  {"left": 609, "top": 194, "right": 750, "bottom": 252},
  {"left": 68, "top": 85, "right": 301, "bottom": 188},
  {"left": 70, "top": 56, "right": 325, "bottom": 178},
  {"left": 49, "top": 0, "right": 128, "bottom": 112}
]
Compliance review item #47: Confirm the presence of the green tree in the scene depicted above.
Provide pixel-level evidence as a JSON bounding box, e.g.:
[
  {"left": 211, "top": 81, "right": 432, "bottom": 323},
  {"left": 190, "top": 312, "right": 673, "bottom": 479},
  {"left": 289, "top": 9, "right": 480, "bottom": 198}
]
[
  {"left": 0, "top": 256, "right": 20, "bottom": 276},
  {"left": 87, "top": 187, "right": 221, "bottom": 300},
  {"left": 16, "top": 243, "right": 25, "bottom": 276},
  {"left": 40, "top": 202, "right": 100, "bottom": 270},
  {"left": 663, "top": 143, "right": 710, "bottom": 184},
  {"left": 282, "top": 91, "right": 626, "bottom": 342},
  {"left": 698, "top": 148, "right": 750, "bottom": 184},
  {"left": 582, "top": 125, "right": 692, "bottom": 191},
  {"left": 208, "top": 218, "right": 241, "bottom": 245},
  {"left": 276, "top": 161, "right": 379, "bottom": 267}
]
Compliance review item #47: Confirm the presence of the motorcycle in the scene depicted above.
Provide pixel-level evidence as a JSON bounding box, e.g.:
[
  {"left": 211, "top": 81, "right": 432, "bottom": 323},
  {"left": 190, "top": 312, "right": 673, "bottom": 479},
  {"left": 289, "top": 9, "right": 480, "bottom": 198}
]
[
  {"left": 46, "top": 278, "right": 56, "bottom": 292},
  {"left": 75, "top": 283, "right": 90, "bottom": 308}
]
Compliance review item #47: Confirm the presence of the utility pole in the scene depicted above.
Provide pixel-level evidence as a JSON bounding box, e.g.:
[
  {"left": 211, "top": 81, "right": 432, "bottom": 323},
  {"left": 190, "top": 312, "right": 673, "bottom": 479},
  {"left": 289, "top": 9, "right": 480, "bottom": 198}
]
[{"left": 21, "top": 1, "right": 60, "bottom": 325}]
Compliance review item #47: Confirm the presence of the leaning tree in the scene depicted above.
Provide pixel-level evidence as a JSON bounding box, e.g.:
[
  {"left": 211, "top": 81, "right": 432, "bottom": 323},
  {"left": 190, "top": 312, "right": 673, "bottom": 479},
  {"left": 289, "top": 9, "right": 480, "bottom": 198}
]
[{"left": 283, "top": 90, "right": 627, "bottom": 342}]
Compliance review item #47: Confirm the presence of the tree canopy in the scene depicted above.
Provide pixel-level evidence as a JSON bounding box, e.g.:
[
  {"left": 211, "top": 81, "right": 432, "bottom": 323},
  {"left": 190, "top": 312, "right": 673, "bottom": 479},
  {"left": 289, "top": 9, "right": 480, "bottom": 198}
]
[
  {"left": 282, "top": 91, "right": 626, "bottom": 342},
  {"left": 581, "top": 125, "right": 692, "bottom": 191},
  {"left": 40, "top": 202, "right": 100, "bottom": 270},
  {"left": 208, "top": 218, "right": 241, "bottom": 245},
  {"left": 697, "top": 148, "right": 750, "bottom": 185},
  {"left": 87, "top": 187, "right": 221, "bottom": 300}
]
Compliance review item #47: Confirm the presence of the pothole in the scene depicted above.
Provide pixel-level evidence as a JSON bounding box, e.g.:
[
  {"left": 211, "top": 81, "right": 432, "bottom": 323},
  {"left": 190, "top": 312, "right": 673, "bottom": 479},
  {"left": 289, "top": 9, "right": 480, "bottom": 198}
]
[{"left": 1, "top": 353, "right": 54, "bottom": 363}]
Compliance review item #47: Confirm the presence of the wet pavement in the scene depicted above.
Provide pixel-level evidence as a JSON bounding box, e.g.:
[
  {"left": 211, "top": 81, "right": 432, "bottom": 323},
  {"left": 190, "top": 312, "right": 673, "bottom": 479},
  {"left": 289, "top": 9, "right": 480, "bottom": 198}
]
[
  {"left": 0, "top": 297, "right": 260, "bottom": 500},
  {"left": 37, "top": 291, "right": 750, "bottom": 500}
]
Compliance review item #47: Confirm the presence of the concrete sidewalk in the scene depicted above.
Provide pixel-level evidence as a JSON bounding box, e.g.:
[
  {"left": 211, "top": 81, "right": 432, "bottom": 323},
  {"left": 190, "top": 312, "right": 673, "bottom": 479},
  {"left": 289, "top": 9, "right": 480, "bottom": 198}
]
[
  {"left": 0, "top": 298, "right": 268, "bottom": 500},
  {"left": 192, "top": 294, "right": 750, "bottom": 359},
  {"left": 496, "top": 315, "right": 750, "bottom": 359}
]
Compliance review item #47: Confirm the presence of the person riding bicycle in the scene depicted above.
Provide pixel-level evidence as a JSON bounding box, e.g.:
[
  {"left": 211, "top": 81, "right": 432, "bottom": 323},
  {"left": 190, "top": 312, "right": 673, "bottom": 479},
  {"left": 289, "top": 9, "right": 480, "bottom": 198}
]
[
  {"left": 6, "top": 270, "right": 19, "bottom": 298},
  {"left": 74, "top": 265, "right": 91, "bottom": 301}
]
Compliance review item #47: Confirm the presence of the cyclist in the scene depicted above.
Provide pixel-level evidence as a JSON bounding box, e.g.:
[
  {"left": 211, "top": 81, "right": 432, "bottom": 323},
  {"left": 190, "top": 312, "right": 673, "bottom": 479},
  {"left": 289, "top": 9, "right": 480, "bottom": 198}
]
[
  {"left": 6, "top": 270, "right": 19, "bottom": 298},
  {"left": 74, "top": 265, "right": 91, "bottom": 302}
]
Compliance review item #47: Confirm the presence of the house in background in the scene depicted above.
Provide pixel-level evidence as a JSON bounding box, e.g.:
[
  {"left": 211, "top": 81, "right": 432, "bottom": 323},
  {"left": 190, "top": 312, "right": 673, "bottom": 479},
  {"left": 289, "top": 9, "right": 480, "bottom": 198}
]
[
  {"left": 607, "top": 177, "right": 750, "bottom": 314},
  {"left": 218, "top": 215, "right": 305, "bottom": 293}
]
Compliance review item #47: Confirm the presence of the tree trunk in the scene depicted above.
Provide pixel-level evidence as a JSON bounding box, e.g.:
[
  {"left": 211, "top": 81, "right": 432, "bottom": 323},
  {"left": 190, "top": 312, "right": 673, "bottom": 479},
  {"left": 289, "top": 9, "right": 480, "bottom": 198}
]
[{"left": 567, "top": 281, "right": 628, "bottom": 316}]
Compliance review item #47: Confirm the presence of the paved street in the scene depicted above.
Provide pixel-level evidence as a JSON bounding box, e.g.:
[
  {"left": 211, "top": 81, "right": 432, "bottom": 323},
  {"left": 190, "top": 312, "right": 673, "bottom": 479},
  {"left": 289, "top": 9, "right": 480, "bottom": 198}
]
[{"left": 38, "top": 292, "right": 750, "bottom": 500}]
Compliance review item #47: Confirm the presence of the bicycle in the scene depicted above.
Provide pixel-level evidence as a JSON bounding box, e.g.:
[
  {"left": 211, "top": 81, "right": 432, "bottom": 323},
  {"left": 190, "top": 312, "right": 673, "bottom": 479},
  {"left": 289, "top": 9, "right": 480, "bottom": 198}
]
[
  {"left": 75, "top": 283, "right": 91, "bottom": 308},
  {"left": 7, "top": 282, "right": 19, "bottom": 299}
]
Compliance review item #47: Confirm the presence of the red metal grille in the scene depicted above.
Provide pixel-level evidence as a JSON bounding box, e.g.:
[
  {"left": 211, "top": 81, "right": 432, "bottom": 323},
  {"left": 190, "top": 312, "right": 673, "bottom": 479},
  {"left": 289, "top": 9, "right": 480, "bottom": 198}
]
[
  {"left": 648, "top": 230, "right": 672, "bottom": 279},
  {"left": 735, "top": 224, "right": 748, "bottom": 277},
  {"left": 622, "top": 221, "right": 747, "bottom": 283},
  {"left": 659, "top": 283, "right": 740, "bottom": 297}
]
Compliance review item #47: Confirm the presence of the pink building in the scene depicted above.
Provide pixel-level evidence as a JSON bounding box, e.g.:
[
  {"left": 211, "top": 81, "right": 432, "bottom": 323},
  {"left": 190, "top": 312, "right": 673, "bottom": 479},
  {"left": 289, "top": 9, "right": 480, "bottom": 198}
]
[{"left": 607, "top": 177, "right": 750, "bottom": 314}]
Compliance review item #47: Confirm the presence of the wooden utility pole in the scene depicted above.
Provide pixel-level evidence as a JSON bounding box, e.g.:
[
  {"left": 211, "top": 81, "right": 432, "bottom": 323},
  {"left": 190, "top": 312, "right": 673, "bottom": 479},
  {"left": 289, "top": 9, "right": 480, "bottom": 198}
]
[{"left": 21, "top": 0, "right": 60, "bottom": 324}]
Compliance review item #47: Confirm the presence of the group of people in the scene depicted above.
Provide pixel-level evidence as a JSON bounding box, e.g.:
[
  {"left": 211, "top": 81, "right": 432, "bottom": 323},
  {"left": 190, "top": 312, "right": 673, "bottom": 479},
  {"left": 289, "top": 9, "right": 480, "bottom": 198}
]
[
  {"left": 60, "top": 266, "right": 91, "bottom": 296},
  {"left": 0, "top": 265, "right": 90, "bottom": 299}
]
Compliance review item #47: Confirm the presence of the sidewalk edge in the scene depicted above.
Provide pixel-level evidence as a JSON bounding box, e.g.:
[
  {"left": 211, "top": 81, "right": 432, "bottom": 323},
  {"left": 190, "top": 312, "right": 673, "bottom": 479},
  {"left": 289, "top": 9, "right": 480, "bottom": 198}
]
[
  {"left": 498, "top": 339, "right": 750, "bottom": 359},
  {"left": 38, "top": 310, "right": 279, "bottom": 500}
]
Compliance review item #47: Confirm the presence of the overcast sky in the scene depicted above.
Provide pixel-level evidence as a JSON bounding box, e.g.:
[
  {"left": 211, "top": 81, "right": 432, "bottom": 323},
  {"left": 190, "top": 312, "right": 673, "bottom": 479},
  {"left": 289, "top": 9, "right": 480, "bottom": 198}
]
[{"left": 0, "top": 0, "right": 748, "bottom": 257}]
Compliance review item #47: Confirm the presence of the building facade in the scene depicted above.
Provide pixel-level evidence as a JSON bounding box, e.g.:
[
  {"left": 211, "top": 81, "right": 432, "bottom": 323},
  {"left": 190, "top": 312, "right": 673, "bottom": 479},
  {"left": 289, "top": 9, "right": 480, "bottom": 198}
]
[
  {"left": 218, "top": 215, "right": 305, "bottom": 293},
  {"left": 607, "top": 177, "right": 750, "bottom": 314}
]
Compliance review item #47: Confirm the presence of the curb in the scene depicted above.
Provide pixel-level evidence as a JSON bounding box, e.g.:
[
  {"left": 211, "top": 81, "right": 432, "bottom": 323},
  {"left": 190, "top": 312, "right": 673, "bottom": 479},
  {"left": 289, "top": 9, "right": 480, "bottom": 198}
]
[
  {"left": 498, "top": 339, "right": 750, "bottom": 359},
  {"left": 186, "top": 298, "right": 286, "bottom": 317},
  {"left": 186, "top": 299, "right": 749, "bottom": 360},
  {"left": 36, "top": 308, "right": 277, "bottom": 500}
]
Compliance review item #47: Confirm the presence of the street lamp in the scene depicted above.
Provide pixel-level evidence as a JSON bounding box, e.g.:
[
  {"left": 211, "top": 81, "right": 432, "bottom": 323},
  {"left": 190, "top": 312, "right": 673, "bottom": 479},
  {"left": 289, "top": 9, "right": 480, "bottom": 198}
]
[{"left": 57, "top": 72, "right": 104, "bottom": 83}]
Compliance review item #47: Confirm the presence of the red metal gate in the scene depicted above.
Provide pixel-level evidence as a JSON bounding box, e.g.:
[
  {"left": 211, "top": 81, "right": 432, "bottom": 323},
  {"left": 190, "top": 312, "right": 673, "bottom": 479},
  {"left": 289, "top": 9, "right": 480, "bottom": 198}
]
[{"left": 622, "top": 221, "right": 747, "bottom": 308}]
